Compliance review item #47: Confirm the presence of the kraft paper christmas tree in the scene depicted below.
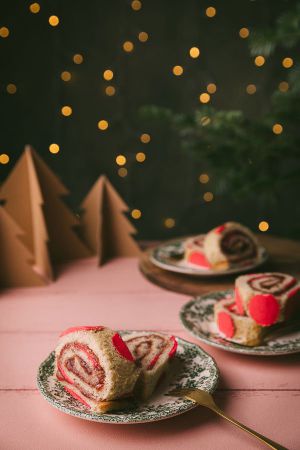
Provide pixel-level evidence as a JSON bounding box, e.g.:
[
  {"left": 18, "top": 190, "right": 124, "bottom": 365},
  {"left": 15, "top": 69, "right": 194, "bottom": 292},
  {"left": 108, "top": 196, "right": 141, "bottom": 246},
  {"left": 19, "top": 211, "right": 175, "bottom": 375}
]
[
  {"left": 0, "top": 145, "right": 90, "bottom": 284},
  {"left": 0, "top": 207, "right": 46, "bottom": 287},
  {"left": 80, "top": 175, "right": 141, "bottom": 265}
]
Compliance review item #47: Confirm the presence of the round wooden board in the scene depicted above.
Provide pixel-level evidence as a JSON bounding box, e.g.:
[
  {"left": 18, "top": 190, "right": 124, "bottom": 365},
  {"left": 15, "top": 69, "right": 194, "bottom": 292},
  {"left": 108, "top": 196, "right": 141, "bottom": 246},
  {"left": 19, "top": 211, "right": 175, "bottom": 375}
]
[{"left": 139, "top": 234, "right": 300, "bottom": 296}]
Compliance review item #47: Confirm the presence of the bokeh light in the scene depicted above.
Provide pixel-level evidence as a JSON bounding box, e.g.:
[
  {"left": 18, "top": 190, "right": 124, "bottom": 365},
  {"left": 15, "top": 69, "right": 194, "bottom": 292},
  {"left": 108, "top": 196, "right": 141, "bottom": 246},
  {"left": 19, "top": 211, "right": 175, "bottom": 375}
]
[
  {"left": 49, "top": 143, "right": 60, "bottom": 154},
  {"left": 172, "top": 65, "right": 183, "bottom": 76},
  {"left": 140, "top": 133, "right": 151, "bottom": 143},
  {"left": 199, "top": 173, "right": 209, "bottom": 184},
  {"left": 6, "top": 84, "right": 17, "bottom": 94},
  {"left": 207, "top": 83, "right": 216, "bottom": 94},
  {"left": 116, "top": 155, "right": 126, "bottom": 166},
  {"left": 131, "top": 209, "right": 142, "bottom": 219},
  {"left": 164, "top": 218, "right": 175, "bottom": 228},
  {"left": 239, "top": 27, "right": 249, "bottom": 38},
  {"left": 73, "top": 54, "right": 83, "bottom": 64},
  {"left": 61, "top": 71, "right": 71, "bottom": 81},
  {"left": 138, "top": 31, "right": 148, "bottom": 42},
  {"left": 200, "top": 116, "right": 211, "bottom": 126},
  {"left": 199, "top": 93, "right": 210, "bottom": 103},
  {"left": 246, "top": 84, "right": 256, "bottom": 94},
  {"left": 0, "top": 27, "right": 9, "bottom": 38},
  {"left": 131, "top": 0, "right": 142, "bottom": 11},
  {"left": 272, "top": 123, "right": 283, "bottom": 134},
  {"left": 118, "top": 167, "right": 128, "bottom": 177},
  {"left": 49, "top": 15, "right": 59, "bottom": 27},
  {"left": 98, "top": 120, "right": 109, "bottom": 130},
  {"left": 189, "top": 47, "right": 200, "bottom": 58},
  {"left": 258, "top": 221, "right": 269, "bottom": 232},
  {"left": 103, "top": 69, "right": 114, "bottom": 81},
  {"left": 61, "top": 106, "right": 72, "bottom": 116},
  {"left": 282, "top": 57, "right": 293, "bottom": 68},
  {"left": 29, "top": 3, "right": 40, "bottom": 13},
  {"left": 206, "top": 7, "right": 216, "bottom": 17},
  {"left": 136, "top": 152, "right": 146, "bottom": 162},
  {"left": 123, "top": 41, "right": 134, "bottom": 52},
  {"left": 254, "top": 56, "right": 265, "bottom": 67},
  {"left": 278, "top": 81, "right": 289, "bottom": 92},
  {"left": 203, "top": 192, "right": 214, "bottom": 202},
  {"left": 0, "top": 154, "right": 10, "bottom": 164},
  {"left": 105, "top": 85, "right": 116, "bottom": 96}
]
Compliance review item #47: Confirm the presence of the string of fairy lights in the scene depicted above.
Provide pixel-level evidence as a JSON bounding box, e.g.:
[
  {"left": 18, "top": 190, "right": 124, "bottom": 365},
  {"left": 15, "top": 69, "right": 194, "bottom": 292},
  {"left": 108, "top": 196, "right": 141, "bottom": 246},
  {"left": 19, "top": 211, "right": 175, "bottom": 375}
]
[{"left": 0, "top": 1, "right": 295, "bottom": 234}]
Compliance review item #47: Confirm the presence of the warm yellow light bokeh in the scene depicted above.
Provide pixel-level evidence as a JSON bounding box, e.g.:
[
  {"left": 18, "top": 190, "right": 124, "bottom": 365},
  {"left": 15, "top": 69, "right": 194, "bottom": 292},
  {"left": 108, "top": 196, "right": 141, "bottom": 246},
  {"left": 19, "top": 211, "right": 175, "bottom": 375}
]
[
  {"left": 246, "top": 84, "right": 256, "bottom": 94},
  {"left": 138, "top": 31, "right": 148, "bottom": 42},
  {"left": 123, "top": 41, "right": 134, "bottom": 52},
  {"left": 254, "top": 56, "right": 265, "bottom": 67},
  {"left": 61, "top": 106, "right": 72, "bottom": 116},
  {"left": 164, "top": 218, "right": 175, "bottom": 228},
  {"left": 61, "top": 71, "right": 71, "bottom": 81},
  {"left": 189, "top": 47, "right": 200, "bottom": 58},
  {"left": 0, "top": 27, "right": 9, "bottom": 38},
  {"left": 207, "top": 83, "right": 216, "bottom": 94},
  {"left": 239, "top": 27, "right": 249, "bottom": 38},
  {"left": 282, "top": 57, "right": 293, "bottom": 68},
  {"left": 49, "top": 15, "right": 59, "bottom": 27},
  {"left": 98, "top": 120, "right": 109, "bottom": 130},
  {"left": 131, "top": 0, "right": 142, "bottom": 11},
  {"left": 272, "top": 123, "right": 283, "bottom": 135},
  {"left": 199, "top": 173, "right": 209, "bottom": 184},
  {"left": 0, "top": 154, "right": 10, "bottom": 164},
  {"left": 278, "top": 81, "right": 289, "bottom": 92},
  {"left": 199, "top": 93, "right": 210, "bottom": 103},
  {"left": 6, "top": 84, "right": 17, "bottom": 94},
  {"left": 105, "top": 85, "right": 116, "bottom": 96},
  {"left": 116, "top": 155, "right": 126, "bottom": 166},
  {"left": 136, "top": 152, "right": 146, "bottom": 162},
  {"left": 203, "top": 192, "right": 214, "bottom": 202},
  {"left": 140, "top": 133, "right": 151, "bottom": 143},
  {"left": 206, "top": 7, "right": 216, "bottom": 17},
  {"left": 103, "top": 69, "right": 114, "bottom": 81},
  {"left": 118, "top": 167, "right": 128, "bottom": 177},
  {"left": 258, "top": 221, "right": 269, "bottom": 232},
  {"left": 49, "top": 143, "right": 60, "bottom": 154},
  {"left": 172, "top": 65, "right": 183, "bottom": 76},
  {"left": 73, "top": 54, "right": 83, "bottom": 64},
  {"left": 29, "top": 3, "right": 40, "bottom": 13},
  {"left": 131, "top": 209, "right": 142, "bottom": 219}
]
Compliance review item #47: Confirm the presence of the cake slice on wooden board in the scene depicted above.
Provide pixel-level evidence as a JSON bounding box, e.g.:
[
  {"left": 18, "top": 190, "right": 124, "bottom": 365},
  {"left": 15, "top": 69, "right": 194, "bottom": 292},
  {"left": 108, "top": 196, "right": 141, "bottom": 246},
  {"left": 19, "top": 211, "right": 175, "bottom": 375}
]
[
  {"left": 125, "top": 332, "right": 178, "bottom": 400},
  {"left": 55, "top": 326, "right": 140, "bottom": 412}
]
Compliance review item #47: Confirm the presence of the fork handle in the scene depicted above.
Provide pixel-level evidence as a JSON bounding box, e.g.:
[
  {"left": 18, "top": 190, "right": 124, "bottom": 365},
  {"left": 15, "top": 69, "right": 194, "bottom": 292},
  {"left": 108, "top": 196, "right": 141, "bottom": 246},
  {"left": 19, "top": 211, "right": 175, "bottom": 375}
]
[{"left": 211, "top": 406, "right": 287, "bottom": 450}]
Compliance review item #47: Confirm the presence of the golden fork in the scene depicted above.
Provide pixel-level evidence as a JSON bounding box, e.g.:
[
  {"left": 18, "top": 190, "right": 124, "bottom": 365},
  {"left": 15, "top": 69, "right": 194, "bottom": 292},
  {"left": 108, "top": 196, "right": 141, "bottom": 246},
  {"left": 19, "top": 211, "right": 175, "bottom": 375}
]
[{"left": 168, "top": 388, "right": 287, "bottom": 450}]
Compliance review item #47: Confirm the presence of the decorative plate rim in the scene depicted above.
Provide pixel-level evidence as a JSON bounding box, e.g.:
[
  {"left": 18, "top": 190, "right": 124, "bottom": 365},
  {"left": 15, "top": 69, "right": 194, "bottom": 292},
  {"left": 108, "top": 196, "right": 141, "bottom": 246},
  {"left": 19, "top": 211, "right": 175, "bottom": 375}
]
[
  {"left": 180, "top": 290, "right": 300, "bottom": 356},
  {"left": 150, "top": 237, "right": 268, "bottom": 277},
  {"left": 37, "top": 332, "right": 219, "bottom": 424}
]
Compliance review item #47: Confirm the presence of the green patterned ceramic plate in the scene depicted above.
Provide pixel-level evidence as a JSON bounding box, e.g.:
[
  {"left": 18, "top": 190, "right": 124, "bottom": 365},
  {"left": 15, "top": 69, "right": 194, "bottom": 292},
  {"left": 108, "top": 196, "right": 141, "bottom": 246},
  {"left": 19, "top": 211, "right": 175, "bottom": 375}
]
[
  {"left": 150, "top": 236, "right": 268, "bottom": 277},
  {"left": 37, "top": 331, "right": 219, "bottom": 424},
  {"left": 180, "top": 291, "right": 300, "bottom": 356}
]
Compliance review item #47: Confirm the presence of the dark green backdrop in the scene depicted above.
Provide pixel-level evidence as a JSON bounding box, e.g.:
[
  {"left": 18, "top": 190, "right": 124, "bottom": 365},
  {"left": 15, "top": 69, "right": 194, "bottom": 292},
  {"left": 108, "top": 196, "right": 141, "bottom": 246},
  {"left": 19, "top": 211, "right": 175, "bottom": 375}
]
[{"left": 1, "top": 0, "right": 298, "bottom": 239}]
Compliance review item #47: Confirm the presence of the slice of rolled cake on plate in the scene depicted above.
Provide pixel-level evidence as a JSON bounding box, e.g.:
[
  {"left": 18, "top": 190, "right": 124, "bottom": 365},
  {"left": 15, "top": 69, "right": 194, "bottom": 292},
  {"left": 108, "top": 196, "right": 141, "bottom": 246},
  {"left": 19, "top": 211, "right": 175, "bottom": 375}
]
[
  {"left": 214, "top": 298, "right": 263, "bottom": 346},
  {"left": 235, "top": 272, "right": 300, "bottom": 325},
  {"left": 125, "top": 332, "right": 177, "bottom": 400},
  {"left": 184, "top": 235, "right": 211, "bottom": 268},
  {"left": 55, "top": 326, "right": 140, "bottom": 413},
  {"left": 203, "top": 222, "right": 258, "bottom": 270}
]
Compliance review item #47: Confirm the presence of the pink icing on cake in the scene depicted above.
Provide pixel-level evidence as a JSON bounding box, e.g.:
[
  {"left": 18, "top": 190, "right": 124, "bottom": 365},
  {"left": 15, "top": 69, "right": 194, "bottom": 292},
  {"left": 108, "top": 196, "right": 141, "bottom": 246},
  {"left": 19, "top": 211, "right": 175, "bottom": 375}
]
[
  {"left": 64, "top": 386, "right": 91, "bottom": 408},
  {"left": 112, "top": 333, "right": 135, "bottom": 361},
  {"left": 235, "top": 287, "right": 244, "bottom": 315},
  {"left": 248, "top": 294, "right": 280, "bottom": 326},
  {"left": 215, "top": 224, "right": 226, "bottom": 234},
  {"left": 168, "top": 336, "right": 178, "bottom": 358},
  {"left": 60, "top": 326, "right": 105, "bottom": 337},
  {"left": 217, "top": 311, "right": 235, "bottom": 338},
  {"left": 188, "top": 251, "right": 211, "bottom": 268}
]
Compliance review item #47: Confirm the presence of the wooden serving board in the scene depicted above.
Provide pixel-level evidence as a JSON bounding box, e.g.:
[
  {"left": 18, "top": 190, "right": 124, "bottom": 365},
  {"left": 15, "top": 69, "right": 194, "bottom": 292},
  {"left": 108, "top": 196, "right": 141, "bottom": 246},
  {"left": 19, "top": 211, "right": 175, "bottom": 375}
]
[{"left": 139, "top": 234, "right": 300, "bottom": 296}]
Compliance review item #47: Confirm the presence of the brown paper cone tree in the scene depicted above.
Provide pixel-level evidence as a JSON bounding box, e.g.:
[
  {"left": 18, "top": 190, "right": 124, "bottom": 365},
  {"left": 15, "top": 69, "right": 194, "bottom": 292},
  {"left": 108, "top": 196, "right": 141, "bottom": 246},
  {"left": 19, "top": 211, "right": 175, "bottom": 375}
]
[
  {"left": 80, "top": 175, "right": 141, "bottom": 265},
  {"left": 0, "top": 146, "right": 90, "bottom": 284},
  {"left": 0, "top": 207, "right": 46, "bottom": 287}
]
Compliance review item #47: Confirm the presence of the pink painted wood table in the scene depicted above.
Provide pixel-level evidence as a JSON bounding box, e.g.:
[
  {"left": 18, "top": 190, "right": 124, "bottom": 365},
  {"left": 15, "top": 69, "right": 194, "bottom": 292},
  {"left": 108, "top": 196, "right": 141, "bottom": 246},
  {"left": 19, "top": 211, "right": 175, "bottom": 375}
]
[{"left": 1, "top": 257, "right": 299, "bottom": 450}]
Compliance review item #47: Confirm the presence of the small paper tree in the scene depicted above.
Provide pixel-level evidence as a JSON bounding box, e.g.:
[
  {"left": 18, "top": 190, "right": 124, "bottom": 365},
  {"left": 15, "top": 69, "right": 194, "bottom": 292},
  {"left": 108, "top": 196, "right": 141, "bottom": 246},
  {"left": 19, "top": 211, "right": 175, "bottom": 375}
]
[
  {"left": 0, "top": 146, "right": 90, "bottom": 282},
  {"left": 80, "top": 175, "right": 141, "bottom": 265},
  {"left": 0, "top": 207, "right": 46, "bottom": 287}
]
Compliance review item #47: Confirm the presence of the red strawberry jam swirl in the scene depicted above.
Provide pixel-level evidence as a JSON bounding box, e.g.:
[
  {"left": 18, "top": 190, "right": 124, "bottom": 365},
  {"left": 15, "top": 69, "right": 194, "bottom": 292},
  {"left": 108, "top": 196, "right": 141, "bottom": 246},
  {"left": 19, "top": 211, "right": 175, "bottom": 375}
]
[
  {"left": 57, "top": 342, "right": 105, "bottom": 399},
  {"left": 220, "top": 230, "right": 257, "bottom": 263},
  {"left": 248, "top": 274, "right": 296, "bottom": 295},
  {"left": 126, "top": 334, "right": 175, "bottom": 370}
]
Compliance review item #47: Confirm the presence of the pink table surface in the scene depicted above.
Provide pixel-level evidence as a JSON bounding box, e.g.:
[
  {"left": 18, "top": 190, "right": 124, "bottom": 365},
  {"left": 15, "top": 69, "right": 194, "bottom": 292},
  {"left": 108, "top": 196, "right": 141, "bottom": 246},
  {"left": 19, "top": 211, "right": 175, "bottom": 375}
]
[{"left": 0, "top": 257, "right": 299, "bottom": 450}]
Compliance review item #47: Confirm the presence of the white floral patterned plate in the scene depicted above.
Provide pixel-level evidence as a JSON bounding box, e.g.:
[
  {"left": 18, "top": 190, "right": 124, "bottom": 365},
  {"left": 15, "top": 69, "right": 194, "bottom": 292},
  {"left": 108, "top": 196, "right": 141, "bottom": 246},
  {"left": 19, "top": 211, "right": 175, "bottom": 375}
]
[
  {"left": 180, "top": 290, "right": 300, "bottom": 356},
  {"left": 37, "top": 331, "right": 219, "bottom": 424},
  {"left": 150, "top": 236, "right": 268, "bottom": 277}
]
